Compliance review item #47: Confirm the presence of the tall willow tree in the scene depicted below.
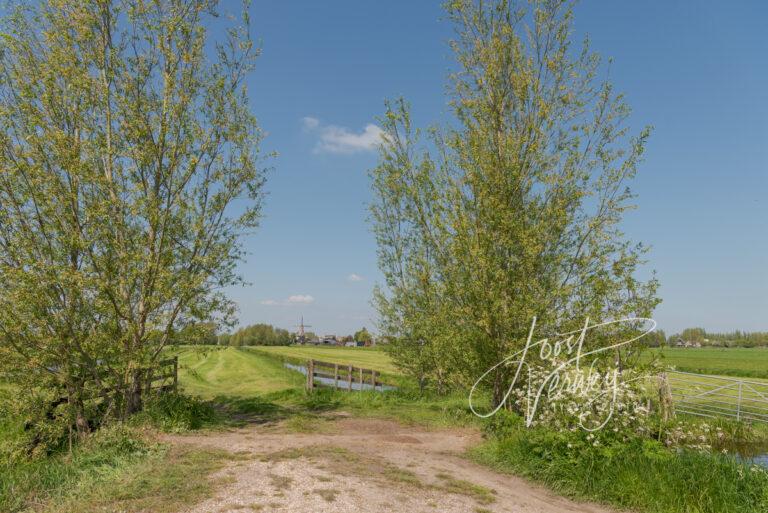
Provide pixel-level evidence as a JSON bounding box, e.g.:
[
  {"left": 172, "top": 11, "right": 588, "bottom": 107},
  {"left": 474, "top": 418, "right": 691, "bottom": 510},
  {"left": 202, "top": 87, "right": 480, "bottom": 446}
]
[
  {"left": 371, "top": 0, "right": 659, "bottom": 404},
  {"left": 0, "top": 0, "right": 265, "bottom": 431}
]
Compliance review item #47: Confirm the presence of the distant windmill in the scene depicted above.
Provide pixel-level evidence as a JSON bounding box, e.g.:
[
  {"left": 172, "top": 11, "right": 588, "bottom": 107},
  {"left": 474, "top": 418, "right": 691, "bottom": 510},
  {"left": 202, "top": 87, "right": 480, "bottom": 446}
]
[{"left": 294, "top": 316, "right": 312, "bottom": 343}]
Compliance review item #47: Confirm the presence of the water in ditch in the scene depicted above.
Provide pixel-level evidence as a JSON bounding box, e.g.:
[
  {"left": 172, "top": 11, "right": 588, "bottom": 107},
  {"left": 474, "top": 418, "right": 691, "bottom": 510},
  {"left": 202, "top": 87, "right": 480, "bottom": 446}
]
[{"left": 283, "top": 362, "right": 397, "bottom": 392}]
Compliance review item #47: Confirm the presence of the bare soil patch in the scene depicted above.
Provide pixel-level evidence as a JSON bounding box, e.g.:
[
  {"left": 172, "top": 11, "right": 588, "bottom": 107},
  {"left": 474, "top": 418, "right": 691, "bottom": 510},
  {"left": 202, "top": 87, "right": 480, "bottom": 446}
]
[{"left": 166, "top": 416, "right": 617, "bottom": 513}]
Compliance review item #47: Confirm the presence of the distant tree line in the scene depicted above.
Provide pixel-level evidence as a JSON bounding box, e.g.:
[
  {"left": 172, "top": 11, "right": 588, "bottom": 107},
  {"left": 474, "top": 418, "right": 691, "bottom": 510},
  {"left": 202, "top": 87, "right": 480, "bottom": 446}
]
[
  {"left": 667, "top": 328, "right": 768, "bottom": 348},
  {"left": 219, "top": 323, "right": 293, "bottom": 346},
  {"left": 163, "top": 322, "right": 295, "bottom": 346}
]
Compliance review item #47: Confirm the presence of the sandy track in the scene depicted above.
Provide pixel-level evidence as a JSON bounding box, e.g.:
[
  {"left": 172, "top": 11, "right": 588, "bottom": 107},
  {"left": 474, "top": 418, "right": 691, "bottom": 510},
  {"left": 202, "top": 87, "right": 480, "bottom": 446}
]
[{"left": 165, "top": 415, "right": 618, "bottom": 513}]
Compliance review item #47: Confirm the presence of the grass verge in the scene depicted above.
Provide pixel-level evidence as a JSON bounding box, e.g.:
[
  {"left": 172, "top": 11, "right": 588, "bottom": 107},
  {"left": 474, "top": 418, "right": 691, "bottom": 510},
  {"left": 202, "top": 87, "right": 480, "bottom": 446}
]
[
  {"left": 1, "top": 423, "right": 238, "bottom": 513},
  {"left": 471, "top": 425, "right": 768, "bottom": 513}
]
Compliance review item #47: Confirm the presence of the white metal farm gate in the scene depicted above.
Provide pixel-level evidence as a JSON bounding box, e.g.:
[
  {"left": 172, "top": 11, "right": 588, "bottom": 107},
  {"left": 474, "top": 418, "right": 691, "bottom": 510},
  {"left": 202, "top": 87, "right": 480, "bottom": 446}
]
[{"left": 666, "top": 370, "right": 768, "bottom": 423}]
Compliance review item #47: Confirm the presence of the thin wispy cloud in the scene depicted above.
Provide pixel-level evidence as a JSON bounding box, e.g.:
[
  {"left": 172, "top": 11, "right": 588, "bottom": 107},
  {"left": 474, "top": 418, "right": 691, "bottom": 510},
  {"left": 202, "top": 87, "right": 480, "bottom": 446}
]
[
  {"left": 261, "top": 294, "right": 315, "bottom": 306},
  {"left": 302, "top": 116, "right": 320, "bottom": 130},
  {"left": 302, "top": 116, "right": 384, "bottom": 154},
  {"left": 287, "top": 294, "right": 314, "bottom": 304},
  {"left": 347, "top": 273, "right": 364, "bottom": 282}
]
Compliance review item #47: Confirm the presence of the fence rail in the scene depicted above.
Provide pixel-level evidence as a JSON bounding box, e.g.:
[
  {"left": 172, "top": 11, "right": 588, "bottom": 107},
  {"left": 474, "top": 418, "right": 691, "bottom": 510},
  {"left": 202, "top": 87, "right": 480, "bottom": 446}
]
[
  {"left": 72, "top": 356, "right": 179, "bottom": 403},
  {"left": 142, "top": 357, "right": 179, "bottom": 395},
  {"left": 665, "top": 370, "right": 768, "bottom": 423},
  {"left": 305, "top": 359, "right": 386, "bottom": 392}
]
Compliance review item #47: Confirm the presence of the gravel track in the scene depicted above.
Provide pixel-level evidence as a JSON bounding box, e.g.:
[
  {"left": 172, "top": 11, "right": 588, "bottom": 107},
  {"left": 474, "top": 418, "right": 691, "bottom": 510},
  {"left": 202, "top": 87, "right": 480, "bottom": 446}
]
[{"left": 165, "top": 415, "right": 618, "bottom": 513}]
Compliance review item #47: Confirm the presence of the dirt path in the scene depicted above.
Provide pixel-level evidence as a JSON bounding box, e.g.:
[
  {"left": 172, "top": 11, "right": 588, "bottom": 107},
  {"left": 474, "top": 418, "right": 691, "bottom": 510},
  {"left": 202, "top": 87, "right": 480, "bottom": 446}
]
[{"left": 165, "top": 414, "right": 618, "bottom": 513}]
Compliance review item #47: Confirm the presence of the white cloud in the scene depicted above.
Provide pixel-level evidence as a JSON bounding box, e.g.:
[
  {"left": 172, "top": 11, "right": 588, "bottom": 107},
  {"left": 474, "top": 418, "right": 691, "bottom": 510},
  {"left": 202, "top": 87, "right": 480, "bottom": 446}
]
[
  {"left": 287, "top": 294, "right": 315, "bottom": 304},
  {"left": 261, "top": 295, "right": 315, "bottom": 306},
  {"left": 301, "top": 117, "right": 384, "bottom": 154},
  {"left": 347, "top": 273, "right": 363, "bottom": 282},
  {"left": 301, "top": 116, "right": 320, "bottom": 130}
]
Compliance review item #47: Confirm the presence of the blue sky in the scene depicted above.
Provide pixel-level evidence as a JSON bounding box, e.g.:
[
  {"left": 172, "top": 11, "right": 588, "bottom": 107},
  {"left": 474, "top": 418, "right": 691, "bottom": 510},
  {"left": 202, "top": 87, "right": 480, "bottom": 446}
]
[{"left": 224, "top": 0, "right": 767, "bottom": 337}]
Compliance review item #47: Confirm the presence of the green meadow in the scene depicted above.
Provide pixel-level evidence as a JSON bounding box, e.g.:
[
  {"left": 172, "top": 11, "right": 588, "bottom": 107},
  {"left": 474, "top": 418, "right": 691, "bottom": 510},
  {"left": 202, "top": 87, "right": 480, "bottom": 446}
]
[
  {"left": 248, "top": 345, "right": 398, "bottom": 374},
  {"left": 174, "top": 346, "right": 304, "bottom": 398},
  {"left": 247, "top": 343, "right": 768, "bottom": 381},
  {"left": 645, "top": 347, "right": 768, "bottom": 379}
]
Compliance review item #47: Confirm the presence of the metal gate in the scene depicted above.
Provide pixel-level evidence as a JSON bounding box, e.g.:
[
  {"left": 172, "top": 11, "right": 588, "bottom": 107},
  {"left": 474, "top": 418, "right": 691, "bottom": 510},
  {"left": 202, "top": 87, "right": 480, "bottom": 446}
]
[{"left": 667, "top": 371, "right": 768, "bottom": 423}]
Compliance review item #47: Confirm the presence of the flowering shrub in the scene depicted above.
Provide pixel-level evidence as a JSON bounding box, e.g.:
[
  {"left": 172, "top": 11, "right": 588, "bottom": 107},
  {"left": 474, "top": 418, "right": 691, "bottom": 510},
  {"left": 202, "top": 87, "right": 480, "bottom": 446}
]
[
  {"left": 504, "top": 361, "right": 652, "bottom": 441},
  {"left": 492, "top": 361, "right": 767, "bottom": 459},
  {"left": 662, "top": 421, "right": 718, "bottom": 451}
]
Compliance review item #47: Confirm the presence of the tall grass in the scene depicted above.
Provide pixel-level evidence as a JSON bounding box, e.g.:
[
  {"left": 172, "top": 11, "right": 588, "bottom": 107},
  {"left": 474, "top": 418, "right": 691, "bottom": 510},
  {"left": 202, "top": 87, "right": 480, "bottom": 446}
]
[
  {"left": 472, "top": 422, "right": 768, "bottom": 513},
  {"left": 1, "top": 423, "right": 150, "bottom": 512},
  {"left": 0, "top": 392, "right": 223, "bottom": 513}
]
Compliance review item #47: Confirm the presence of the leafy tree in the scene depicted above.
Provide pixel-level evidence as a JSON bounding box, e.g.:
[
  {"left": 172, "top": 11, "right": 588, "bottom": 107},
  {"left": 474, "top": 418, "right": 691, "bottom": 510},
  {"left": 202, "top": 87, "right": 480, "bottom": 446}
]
[
  {"left": 371, "top": 0, "right": 659, "bottom": 403},
  {"left": 0, "top": 0, "right": 265, "bottom": 434},
  {"left": 227, "top": 323, "right": 292, "bottom": 346},
  {"left": 680, "top": 327, "right": 707, "bottom": 343},
  {"left": 353, "top": 327, "right": 373, "bottom": 344},
  {"left": 667, "top": 328, "right": 768, "bottom": 348}
]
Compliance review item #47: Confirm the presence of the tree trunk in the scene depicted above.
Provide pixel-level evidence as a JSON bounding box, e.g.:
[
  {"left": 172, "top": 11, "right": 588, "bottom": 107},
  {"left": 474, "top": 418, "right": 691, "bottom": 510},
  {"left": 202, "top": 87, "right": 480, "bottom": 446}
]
[
  {"left": 492, "top": 369, "right": 504, "bottom": 408},
  {"left": 125, "top": 369, "right": 144, "bottom": 416},
  {"left": 66, "top": 386, "right": 90, "bottom": 437}
]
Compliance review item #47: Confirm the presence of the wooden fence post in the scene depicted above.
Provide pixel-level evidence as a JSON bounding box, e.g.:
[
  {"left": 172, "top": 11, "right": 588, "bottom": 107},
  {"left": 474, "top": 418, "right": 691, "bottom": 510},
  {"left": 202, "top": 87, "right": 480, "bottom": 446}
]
[
  {"left": 371, "top": 370, "right": 377, "bottom": 391},
  {"left": 307, "top": 359, "right": 315, "bottom": 391},
  {"left": 334, "top": 363, "right": 339, "bottom": 389},
  {"left": 347, "top": 365, "right": 353, "bottom": 391},
  {"left": 658, "top": 372, "right": 674, "bottom": 422},
  {"left": 358, "top": 368, "right": 363, "bottom": 392}
]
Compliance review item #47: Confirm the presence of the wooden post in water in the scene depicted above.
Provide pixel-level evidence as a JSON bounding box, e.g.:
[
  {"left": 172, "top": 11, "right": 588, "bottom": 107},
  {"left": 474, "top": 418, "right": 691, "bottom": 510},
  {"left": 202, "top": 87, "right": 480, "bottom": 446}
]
[
  {"left": 347, "top": 365, "right": 353, "bottom": 391},
  {"left": 307, "top": 359, "right": 315, "bottom": 391},
  {"left": 334, "top": 363, "right": 339, "bottom": 389}
]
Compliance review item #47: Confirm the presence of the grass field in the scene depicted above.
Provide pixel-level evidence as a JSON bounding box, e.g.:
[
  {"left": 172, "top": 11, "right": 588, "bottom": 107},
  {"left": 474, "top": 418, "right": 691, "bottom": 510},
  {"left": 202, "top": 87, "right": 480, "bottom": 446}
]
[
  {"left": 646, "top": 347, "right": 768, "bottom": 379},
  {"left": 249, "top": 345, "right": 398, "bottom": 374},
  {"left": 174, "top": 346, "right": 304, "bottom": 398},
  {"left": 250, "top": 344, "right": 768, "bottom": 381}
]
